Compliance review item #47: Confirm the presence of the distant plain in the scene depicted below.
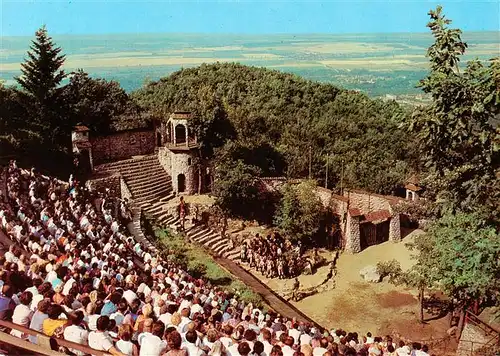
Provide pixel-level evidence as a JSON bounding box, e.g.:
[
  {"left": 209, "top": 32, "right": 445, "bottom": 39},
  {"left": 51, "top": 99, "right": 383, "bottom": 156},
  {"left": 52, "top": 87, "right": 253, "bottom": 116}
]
[{"left": 1, "top": 32, "right": 499, "bottom": 97}]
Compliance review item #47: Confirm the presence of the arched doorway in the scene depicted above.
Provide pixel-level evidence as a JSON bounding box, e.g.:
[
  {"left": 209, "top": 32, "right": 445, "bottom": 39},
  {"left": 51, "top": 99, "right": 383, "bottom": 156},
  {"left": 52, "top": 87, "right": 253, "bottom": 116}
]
[
  {"left": 175, "top": 125, "right": 186, "bottom": 144},
  {"left": 177, "top": 174, "right": 186, "bottom": 193}
]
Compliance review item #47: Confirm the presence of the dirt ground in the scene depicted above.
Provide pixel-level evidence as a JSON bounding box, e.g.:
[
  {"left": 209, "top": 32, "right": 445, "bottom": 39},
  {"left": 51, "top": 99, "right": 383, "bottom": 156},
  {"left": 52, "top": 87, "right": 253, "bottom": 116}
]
[{"left": 245, "top": 229, "right": 456, "bottom": 353}]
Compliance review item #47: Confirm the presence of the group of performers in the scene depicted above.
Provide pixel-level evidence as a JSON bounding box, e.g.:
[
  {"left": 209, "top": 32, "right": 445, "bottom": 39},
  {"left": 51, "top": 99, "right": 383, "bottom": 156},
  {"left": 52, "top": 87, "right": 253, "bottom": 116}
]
[{"left": 240, "top": 232, "right": 310, "bottom": 279}]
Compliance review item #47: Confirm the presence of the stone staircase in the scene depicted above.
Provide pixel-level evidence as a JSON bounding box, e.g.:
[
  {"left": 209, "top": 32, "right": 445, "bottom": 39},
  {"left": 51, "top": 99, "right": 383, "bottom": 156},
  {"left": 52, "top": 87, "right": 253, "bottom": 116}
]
[
  {"left": 184, "top": 225, "right": 241, "bottom": 261},
  {"left": 95, "top": 155, "right": 182, "bottom": 228},
  {"left": 95, "top": 155, "right": 175, "bottom": 204},
  {"left": 95, "top": 154, "right": 240, "bottom": 261}
]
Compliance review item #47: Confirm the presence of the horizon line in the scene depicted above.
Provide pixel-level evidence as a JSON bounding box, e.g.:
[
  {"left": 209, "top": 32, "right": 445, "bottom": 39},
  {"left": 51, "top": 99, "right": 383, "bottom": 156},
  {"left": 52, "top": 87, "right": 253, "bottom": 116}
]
[{"left": 2, "top": 29, "right": 499, "bottom": 38}]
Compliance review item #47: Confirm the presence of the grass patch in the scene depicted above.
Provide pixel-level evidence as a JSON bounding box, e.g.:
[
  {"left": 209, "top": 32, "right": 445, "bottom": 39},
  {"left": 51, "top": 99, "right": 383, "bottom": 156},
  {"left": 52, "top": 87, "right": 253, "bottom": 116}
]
[{"left": 154, "top": 227, "right": 264, "bottom": 307}]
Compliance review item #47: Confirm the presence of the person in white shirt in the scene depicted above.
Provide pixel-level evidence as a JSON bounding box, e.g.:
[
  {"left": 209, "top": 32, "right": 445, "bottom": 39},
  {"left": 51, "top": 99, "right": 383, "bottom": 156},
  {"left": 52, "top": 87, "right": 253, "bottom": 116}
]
[
  {"left": 62, "top": 275, "right": 77, "bottom": 296},
  {"left": 281, "top": 337, "right": 295, "bottom": 356},
  {"left": 259, "top": 329, "right": 273, "bottom": 356},
  {"left": 138, "top": 321, "right": 167, "bottom": 356},
  {"left": 189, "top": 297, "right": 204, "bottom": 318},
  {"left": 365, "top": 332, "right": 374, "bottom": 345},
  {"left": 10, "top": 291, "right": 33, "bottom": 339},
  {"left": 116, "top": 324, "right": 138, "bottom": 356},
  {"left": 288, "top": 325, "right": 301, "bottom": 346},
  {"left": 312, "top": 338, "right": 329, "bottom": 356},
  {"left": 88, "top": 316, "right": 124, "bottom": 355},
  {"left": 4, "top": 246, "right": 18, "bottom": 264},
  {"left": 178, "top": 308, "right": 192, "bottom": 333},
  {"left": 183, "top": 330, "right": 205, "bottom": 356},
  {"left": 63, "top": 311, "right": 89, "bottom": 356},
  {"left": 220, "top": 325, "right": 234, "bottom": 349},
  {"left": 123, "top": 288, "right": 138, "bottom": 306},
  {"left": 159, "top": 304, "right": 174, "bottom": 326},
  {"left": 110, "top": 301, "right": 128, "bottom": 327}
]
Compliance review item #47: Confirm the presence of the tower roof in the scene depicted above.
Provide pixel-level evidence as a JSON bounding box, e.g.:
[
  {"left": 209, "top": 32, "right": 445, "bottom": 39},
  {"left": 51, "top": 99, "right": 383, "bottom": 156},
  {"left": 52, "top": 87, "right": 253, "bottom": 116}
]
[
  {"left": 169, "top": 112, "right": 193, "bottom": 120},
  {"left": 73, "top": 125, "right": 90, "bottom": 132}
]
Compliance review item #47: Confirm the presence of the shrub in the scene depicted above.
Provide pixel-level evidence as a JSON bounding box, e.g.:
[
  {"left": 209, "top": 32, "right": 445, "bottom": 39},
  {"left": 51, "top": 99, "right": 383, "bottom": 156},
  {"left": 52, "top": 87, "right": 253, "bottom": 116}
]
[{"left": 376, "top": 259, "right": 403, "bottom": 283}]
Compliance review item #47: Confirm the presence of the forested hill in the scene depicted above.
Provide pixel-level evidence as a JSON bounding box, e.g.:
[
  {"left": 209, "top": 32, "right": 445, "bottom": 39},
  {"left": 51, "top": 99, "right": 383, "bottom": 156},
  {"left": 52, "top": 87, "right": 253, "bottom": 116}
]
[{"left": 133, "top": 63, "right": 414, "bottom": 194}]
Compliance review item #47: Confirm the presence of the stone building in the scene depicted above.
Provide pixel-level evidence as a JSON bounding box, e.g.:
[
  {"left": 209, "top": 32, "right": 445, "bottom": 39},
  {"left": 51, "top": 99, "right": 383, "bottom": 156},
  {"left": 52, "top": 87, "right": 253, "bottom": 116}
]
[
  {"left": 340, "top": 189, "right": 402, "bottom": 253},
  {"left": 157, "top": 112, "right": 201, "bottom": 195},
  {"left": 405, "top": 174, "right": 422, "bottom": 201},
  {"left": 316, "top": 186, "right": 403, "bottom": 253},
  {"left": 259, "top": 179, "right": 404, "bottom": 254},
  {"left": 71, "top": 125, "right": 93, "bottom": 174}
]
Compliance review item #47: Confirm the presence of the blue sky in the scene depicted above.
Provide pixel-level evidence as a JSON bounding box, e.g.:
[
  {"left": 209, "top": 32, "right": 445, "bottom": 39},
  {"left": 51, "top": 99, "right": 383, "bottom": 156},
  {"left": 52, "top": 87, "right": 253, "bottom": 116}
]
[{"left": 1, "top": 0, "right": 499, "bottom": 36}]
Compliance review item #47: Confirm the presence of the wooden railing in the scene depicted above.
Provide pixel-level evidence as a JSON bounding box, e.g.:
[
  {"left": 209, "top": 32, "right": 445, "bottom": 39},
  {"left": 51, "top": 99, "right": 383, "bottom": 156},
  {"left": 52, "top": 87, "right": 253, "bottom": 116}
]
[
  {"left": 465, "top": 310, "right": 500, "bottom": 340},
  {"left": 164, "top": 138, "right": 198, "bottom": 150},
  {"left": 0, "top": 330, "right": 63, "bottom": 355},
  {"left": 0, "top": 320, "right": 111, "bottom": 356}
]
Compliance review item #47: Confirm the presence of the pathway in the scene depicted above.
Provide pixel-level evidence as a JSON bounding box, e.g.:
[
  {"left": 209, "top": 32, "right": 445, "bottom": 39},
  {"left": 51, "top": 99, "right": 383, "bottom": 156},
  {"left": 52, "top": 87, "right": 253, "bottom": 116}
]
[{"left": 213, "top": 254, "right": 325, "bottom": 329}]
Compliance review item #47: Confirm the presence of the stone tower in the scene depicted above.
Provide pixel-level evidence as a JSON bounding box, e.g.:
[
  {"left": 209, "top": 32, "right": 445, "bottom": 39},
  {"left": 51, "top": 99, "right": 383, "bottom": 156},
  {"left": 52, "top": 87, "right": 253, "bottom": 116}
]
[
  {"left": 71, "top": 125, "right": 93, "bottom": 174},
  {"left": 160, "top": 112, "right": 200, "bottom": 195}
]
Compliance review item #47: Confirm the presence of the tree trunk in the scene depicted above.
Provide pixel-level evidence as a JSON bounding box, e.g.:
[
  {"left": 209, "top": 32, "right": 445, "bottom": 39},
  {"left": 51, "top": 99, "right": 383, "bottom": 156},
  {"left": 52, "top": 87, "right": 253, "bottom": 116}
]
[
  {"left": 198, "top": 165, "right": 202, "bottom": 195},
  {"left": 418, "top": 286, "right": 425, "bottom": 323},
  {"left": 456, "top": 308, "right": 466, "bottom": 342}
]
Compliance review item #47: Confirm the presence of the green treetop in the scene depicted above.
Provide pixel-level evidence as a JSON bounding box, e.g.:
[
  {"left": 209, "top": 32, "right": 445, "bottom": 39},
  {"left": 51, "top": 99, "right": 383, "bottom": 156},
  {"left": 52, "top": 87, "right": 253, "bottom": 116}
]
[{"left": 16, "top": 26, "right": 68, "bottom": 146}]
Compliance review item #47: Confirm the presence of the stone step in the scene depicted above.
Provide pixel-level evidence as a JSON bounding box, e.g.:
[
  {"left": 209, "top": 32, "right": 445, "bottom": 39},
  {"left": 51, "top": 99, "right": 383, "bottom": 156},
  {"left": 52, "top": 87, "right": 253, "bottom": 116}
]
[
  {"left": 144, "top": 204, "right": 164, "bottom": 215},
  {"left": 126, "top": 173, "right": 172, "bottom": 186},
  {"left": 97, "top": 156, "right": 157, "bottom": 170},
  {"left": 135, "top": 190, "right": 173, "bottom": 203},
  {"left": 159, "top": 194, "right": 175, "bottom": 203},
  {"left": 152, "top": 210, "right": 168, "bottom": 220},
  {"left": 132, "top": 181, "right": 173, "bottom": 195},
  {"left": 98, "top": 161, "right": 160, "bottom": 175},
  {"left": 121, "top": 165, "right": 166, "bottom": 178},
  {"left": 165, "top": 216, "right": 179, "bottom": 225},
  {"left": 195, "top": 231, "right": 222, "bottom": 245},
  {"left": 214, "top": 245, "right": 232, "bottom": 256},
  {"left": 187, "top": 228, "right": 211, "bottom": 240},
  {"left": 133, "top": 183, "right": 173, "bottom": 199},
  {"left": 210, "top": 236, "right": 230, "bottom": 251},
  {"left": 224, "top": 249, "right": 241, "bottom": 260},
  {"left": 199, "top": 236, "right": 225, "bottom": 251},
  {"left": 122, "top": 167, "right": 169, "bottom": 180}
]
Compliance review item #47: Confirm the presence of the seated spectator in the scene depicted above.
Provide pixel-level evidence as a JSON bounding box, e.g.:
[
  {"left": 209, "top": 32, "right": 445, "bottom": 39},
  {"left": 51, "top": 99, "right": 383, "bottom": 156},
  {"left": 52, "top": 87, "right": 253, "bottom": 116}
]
[
  {"left": 88, "top": 315, "right": 123, "bottom": 355},
  {"left": 42, "top": 304, "right": 68, "bottom": 337},
  {"left": 63, "top": 311, "right": 89, "bottom": 355},
  {"left": 28, "top": 299, "right": 51, "bottom": 343},
  {"left": 116, "top": 324, "right": 138, "bottom": 356},
  {"left": 10, "top": 291, "right": 33, "bottom": 338},
  {"left": 138, "top": 321, "right": 167, "bottom": 356}
]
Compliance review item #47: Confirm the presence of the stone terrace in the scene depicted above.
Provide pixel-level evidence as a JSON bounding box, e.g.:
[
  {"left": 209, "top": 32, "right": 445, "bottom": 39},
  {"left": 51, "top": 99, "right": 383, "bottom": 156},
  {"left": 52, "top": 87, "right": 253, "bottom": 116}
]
[{"left": 94, "top": 155, "right": 241, "bottom": 261}]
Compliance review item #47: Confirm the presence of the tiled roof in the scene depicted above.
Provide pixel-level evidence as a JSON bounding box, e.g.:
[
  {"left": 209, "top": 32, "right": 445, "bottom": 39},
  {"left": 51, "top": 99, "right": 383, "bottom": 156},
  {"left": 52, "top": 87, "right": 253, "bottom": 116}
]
[
  {"left": 348, "top": 208, "right": 362, "bottom": 217},
  {"left": 405, "top": 183, "right": 422, "bottom": 192},
  {"left": 169, "top": 112, "right": 193, "bottom": 120},
  {"left": 74, "top": 125, "right": 89, "bottom": 132},
  {"left": 363, "top": 209, "right": 391, "bottom": 222}
]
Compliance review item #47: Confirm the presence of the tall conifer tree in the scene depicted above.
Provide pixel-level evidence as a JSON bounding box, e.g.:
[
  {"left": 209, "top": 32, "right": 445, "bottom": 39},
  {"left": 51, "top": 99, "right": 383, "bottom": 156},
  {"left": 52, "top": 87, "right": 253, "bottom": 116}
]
[{"left": 16, "top": 26, "right": 67, "bottom": 146}]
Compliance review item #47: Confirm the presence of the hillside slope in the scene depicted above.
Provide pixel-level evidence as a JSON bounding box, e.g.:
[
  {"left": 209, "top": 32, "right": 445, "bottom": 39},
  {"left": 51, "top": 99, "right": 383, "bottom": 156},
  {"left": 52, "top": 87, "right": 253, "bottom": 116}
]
[{"left": 132, "top": 63, "right": 413, "bottom": 194}]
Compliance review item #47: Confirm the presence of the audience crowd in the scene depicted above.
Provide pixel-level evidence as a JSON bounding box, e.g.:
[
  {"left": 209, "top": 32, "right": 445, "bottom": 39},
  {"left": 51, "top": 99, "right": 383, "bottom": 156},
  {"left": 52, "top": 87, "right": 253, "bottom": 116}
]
[{"left": 0, "top": 161, "right": 433, "bottom": 356}]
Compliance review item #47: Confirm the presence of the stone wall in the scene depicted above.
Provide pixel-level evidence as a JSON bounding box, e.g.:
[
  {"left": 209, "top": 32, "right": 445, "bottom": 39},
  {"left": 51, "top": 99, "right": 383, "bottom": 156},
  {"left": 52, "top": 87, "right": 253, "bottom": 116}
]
[
  {"left": 120, "top": 176, "right": 132, "bottom": 200},
  {"left": 345, "top": 214, "right": 361, "bottom": 253},
  {"left": 158, "top": 147, "right": 197, "bottom": 195},
  {"left": 456, "top": 323, "right": 495, "bottom": 356},
  {"left": 343, "top": 189, "right": 393, "bottom": 214},
  {"left": 91, "top": 129, "right": 155, "bottom": 164},
  {"left": 330, "top": 193, "right": 349, "bottom": 216},
  {"left": 389, "top": 214, "right": 401, "bottom": 242},
  {"left": 315, "top": 187, "right": 333, "bottom": 208},
  {"left": 87, "top": 173, "right": 121, "bottom": 197}
]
